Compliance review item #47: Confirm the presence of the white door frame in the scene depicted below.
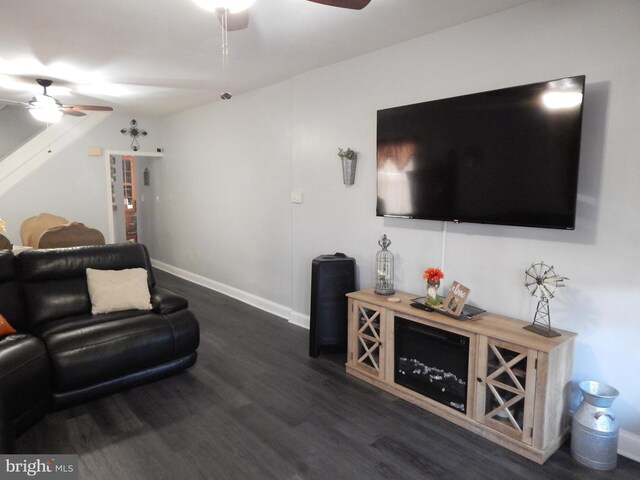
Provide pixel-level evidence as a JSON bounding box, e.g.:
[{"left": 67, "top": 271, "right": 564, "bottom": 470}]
[{"left": 103, "top": 149, "right": 164, "bottom": 243}]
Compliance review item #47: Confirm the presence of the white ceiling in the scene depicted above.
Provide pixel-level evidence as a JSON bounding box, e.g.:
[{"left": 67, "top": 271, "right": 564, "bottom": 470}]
[{"left": 0, "top": 0, "right": 532, "bottom": 117}]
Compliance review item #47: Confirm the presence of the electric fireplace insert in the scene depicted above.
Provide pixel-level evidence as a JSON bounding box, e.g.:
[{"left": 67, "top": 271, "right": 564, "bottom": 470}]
[{"left": 394, "top": 317, "right": 470, "bottom": 413}]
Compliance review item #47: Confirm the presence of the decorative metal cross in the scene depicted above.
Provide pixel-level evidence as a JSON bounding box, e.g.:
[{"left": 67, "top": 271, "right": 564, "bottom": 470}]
[{"left": 120, "top": 119, "right": 147, "bottom": 151}]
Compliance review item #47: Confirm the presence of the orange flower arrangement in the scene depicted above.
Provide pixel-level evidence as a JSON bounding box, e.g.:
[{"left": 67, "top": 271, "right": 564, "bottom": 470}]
[{"left": 423, "top": 267, "right": 444, "bottom": 284}]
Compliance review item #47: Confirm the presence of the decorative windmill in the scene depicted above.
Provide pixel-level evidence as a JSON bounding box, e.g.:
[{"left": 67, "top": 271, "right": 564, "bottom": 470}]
[{"left": 523, "top": 261, "right": 568, "bottom": 337}]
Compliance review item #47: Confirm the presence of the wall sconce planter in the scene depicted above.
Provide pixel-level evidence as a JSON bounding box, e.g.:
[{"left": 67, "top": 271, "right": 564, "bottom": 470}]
[{"left": 338, "top": 147, "right": 358, "bottom": 185}]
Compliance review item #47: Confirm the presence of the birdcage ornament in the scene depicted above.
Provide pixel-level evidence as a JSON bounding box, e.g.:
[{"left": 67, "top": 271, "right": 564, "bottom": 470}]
[{"left": 374, "top": 234, "right": 394, "bottom": 295}]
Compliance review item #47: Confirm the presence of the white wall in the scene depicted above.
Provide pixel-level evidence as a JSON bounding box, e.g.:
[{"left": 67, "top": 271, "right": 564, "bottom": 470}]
[
  {"left": 151, "top": 82, "right": 293, "bottom": 308},
  {"left": 0, "top": 114, "right": 160, "bottom": 243},
  {"left": 152, "top": 0, "right": 640, "bottom": 442}
]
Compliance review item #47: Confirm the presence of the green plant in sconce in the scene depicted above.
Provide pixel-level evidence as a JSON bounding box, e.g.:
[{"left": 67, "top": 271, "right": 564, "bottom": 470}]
[{"left": 338, "top": 148, "right": 357, "bottom": 160}]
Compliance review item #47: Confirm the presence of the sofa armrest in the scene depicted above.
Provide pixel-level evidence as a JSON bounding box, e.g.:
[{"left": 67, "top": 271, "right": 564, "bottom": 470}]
[{"left": 150, "top": 287, "right": 188, "bottom": 315}]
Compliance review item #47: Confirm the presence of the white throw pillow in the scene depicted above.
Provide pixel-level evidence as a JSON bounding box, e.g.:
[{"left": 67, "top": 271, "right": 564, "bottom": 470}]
[{"left": 86, "top": 267, "right": 152, "bottom": 314}]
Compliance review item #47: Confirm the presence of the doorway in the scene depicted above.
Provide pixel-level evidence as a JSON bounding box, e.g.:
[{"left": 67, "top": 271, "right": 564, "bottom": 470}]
[
  {"left": 110, "top": 155, "right": 138, "bottom": 243},
  {"left": 105, "top": 150, "right": 162, "bottom": 244}
]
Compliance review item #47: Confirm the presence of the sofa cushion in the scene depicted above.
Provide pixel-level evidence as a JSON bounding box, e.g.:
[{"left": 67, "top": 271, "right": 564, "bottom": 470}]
[
  {"left": 86, "top": 268, "right": 152, "bottom": 314},
  {"left": 39, "top": 312, "right": 177, "bottom": 392},
  {"left": 0, "top": 315, "right": 16, "bottom": 337},
  {"left": 20, "top": 278, "right": 92, "bottom": 328}
]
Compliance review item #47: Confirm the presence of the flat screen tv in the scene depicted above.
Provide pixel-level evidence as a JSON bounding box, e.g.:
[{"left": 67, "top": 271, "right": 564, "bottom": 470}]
[{"left": 376, "top": 75, "right": 585, "bottom": 229}]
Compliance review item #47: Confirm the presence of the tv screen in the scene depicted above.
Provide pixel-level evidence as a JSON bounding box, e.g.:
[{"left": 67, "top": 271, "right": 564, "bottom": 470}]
[{"left": 376, "top": 75, "right": 585, "bottom": 229}]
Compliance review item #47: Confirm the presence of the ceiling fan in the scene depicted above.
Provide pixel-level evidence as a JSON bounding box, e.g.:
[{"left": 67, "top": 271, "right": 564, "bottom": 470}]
[
  {"left": 0, "top": 78, "right": 113, "bottom": 123},
  {"left": 212, "top": 0, "right": 371, "bottom": 32}
]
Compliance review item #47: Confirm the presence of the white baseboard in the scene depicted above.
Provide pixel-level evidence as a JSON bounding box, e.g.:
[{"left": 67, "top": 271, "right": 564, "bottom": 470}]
[
  {"left": 151, "top": 258, "right": 308, "bottom": 329},
  {"left": 619, "top": 429, "right": 640, "bottom": 463},
  {"left": 289, "top": 311, "right": 310, "bottom": 330}
]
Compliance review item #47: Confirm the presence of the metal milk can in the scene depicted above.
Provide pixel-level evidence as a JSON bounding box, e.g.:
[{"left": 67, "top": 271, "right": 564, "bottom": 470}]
[{"left": 571, "top": 380, "right": 620, "bottom": 470}]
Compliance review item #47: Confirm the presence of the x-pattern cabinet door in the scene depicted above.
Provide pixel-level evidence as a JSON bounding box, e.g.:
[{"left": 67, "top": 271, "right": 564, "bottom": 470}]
[
  {"left": 348, "top": 300, "right": 386, "bottom": 381},
  {"left": 475, "top": 336, "right": 537, "bottom": 445}
]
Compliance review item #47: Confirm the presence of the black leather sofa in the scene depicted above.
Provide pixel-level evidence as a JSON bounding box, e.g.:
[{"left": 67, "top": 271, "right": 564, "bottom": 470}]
[{"left": 0, "top": 243, "right": 200, "bottom": 452}]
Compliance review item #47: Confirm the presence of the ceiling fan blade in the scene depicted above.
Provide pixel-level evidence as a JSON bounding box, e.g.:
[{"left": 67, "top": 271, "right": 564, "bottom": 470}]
[
  {"left": 62, "top": 108, "right": 86, "bottom": 117},
  {"left": 217, "top": 9, "right": 249, "bottom": 31},
  {"left": 64, "top": 105, "right": 114, "bottom": 112},
  {"left": 307, "top": 0, "right": 371, "bottom": 10}
]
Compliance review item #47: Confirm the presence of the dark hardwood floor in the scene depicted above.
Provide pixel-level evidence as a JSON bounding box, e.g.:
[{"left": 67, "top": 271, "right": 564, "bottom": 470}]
[{"left": 17, "top": 270, "right": 640, "bottom": 479}]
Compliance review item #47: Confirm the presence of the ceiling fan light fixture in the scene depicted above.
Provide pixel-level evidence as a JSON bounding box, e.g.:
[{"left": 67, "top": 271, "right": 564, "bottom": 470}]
[
  {"left": 29, "top": 92, "right": 63, "bottom": 122},
  {"left": 31, "top": 94, "right": 58, "bottom": 107},
  {"left": 29, "top": 106, "right": 63, "bottom": 123},
  {"left": 192, "top": 0, "right": 257, "bottom": 14}
]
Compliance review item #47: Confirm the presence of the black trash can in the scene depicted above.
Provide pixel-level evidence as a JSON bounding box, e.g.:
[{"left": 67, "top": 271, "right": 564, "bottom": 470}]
[{"left": 309, "top": 253, "right": 356, "bottom": 358}]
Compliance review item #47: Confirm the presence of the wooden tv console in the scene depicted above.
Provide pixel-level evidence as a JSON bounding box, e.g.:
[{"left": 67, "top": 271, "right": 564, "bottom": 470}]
[{"left": 346, "top": 289, "right": 577, "bottom": 464}]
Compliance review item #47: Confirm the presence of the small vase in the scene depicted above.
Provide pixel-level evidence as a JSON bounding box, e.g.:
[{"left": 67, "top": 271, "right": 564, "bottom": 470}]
[{"left": 426, "top": 280, "right": 440, "bottom": 307}]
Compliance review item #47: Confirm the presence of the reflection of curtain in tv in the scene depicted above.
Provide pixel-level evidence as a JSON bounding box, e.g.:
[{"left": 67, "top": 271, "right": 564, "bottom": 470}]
[
  {"left": 378, "top": 157, "right": 414, "bottom": 216},
  {"left": 377, "top": 140, "right": 417, "bottom": 216}
]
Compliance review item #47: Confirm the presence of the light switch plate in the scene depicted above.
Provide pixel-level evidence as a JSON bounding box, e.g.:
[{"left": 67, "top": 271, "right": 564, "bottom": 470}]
[{"left": 290, "top": 191, "right": 303, "bottom": 204}]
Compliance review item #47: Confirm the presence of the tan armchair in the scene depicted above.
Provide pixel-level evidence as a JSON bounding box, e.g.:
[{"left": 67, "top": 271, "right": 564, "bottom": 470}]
[
  {"left": 20, "top": 213, "right": 105, "bottom": 249},
  {"left": 20, "top": 213, "right": 69, "bottom": 248},
  {"left": 37, "top": 222, "right": 105, "bottom": 248}
]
